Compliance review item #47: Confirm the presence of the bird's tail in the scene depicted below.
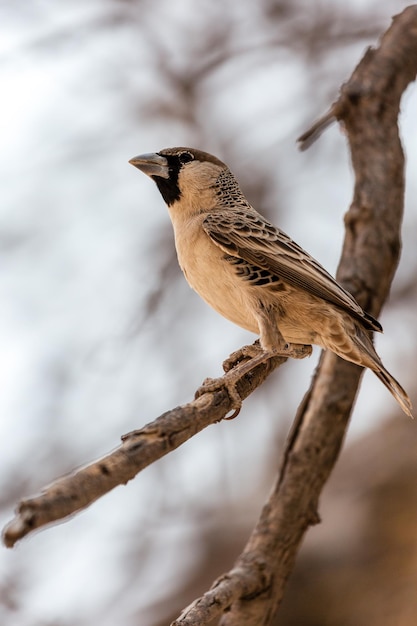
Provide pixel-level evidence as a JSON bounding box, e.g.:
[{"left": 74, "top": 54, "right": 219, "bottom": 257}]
[
  {"left": 353, "top": 325, "right": 413, "bottom": 417},
  {"left": 373, "top": 367, "right": 413, "bottom": 418}
]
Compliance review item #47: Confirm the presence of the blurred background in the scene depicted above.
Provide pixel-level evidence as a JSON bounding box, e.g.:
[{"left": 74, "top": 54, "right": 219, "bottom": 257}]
[{"left": 0, "top": 1, "right": 416, "bottom": 625}]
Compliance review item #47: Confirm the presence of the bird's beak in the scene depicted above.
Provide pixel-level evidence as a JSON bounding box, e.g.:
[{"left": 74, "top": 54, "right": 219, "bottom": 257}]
[{"left": 128, "top": 153, "right": 169, "bottom": 179}]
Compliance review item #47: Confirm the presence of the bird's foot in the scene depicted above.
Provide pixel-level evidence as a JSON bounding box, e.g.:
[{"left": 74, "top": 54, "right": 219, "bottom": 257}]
[
  {"left": 224, "top": 342, "right": 312, "bottom": 371},
  {"left": 196, "top": 342, "right": 312, "bottom": 420},
  {"left": 222, "top": 340, "right": 263, "bottom": 372},
  {"left": 279, "top": 343, "right": 313, "bottom": 359},
  {"left": 196, "top": 375, "right": 243, "bottom": 419},
  {"left": 197, "top": 341, "right": 265, "bottom": 419}
]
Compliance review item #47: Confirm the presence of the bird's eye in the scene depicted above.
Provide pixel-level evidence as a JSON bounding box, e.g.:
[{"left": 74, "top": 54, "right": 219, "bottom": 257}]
[{"left": 178, "top": 152, "right": 194, "bottom": 164}]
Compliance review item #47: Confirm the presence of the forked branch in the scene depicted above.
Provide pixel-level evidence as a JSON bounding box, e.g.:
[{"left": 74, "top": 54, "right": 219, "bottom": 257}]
[
  {"left": 173, "top": 6, "right": 417, "bottom": 625},
  {"left": 2, "top": 7, "right": 417, "bottom": 626}
]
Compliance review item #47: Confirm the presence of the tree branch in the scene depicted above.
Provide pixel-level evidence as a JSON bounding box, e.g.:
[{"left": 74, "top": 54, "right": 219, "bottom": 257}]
[
  {"left": 2, "top": 8, "right": 416, "bottom": 626},
  {"left": 3, "top": 350, "right": 288, "bottom": 548},
  {"left": 171, "top": 6, "right": 417, "bottom": 626}
]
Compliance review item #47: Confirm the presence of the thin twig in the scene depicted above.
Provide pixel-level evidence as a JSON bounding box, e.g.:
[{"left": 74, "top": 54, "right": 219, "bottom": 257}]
[{"left": 3, "top": 350, "right": 288, "bottom": 548}]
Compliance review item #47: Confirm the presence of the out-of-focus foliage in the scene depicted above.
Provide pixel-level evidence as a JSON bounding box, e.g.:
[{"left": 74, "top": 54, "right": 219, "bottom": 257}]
[{"left": 0, "top": 1, "right": 415, "bottom": 625}]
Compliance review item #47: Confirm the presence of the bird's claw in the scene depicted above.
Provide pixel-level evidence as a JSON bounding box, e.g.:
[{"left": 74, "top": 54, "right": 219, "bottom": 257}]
[
  {"left": 195, "top": 376, "right": 242, "bottom": 419},
  {"left": 222, "top": 341, "right": 263, "bottom": 372},
  {"left": 223, "top": 342, "right": 312, "bottom": 373},
  {"left": 195, "top": 342, "right": 312, "bottom": 421},
  {"left": 280, "top": 343, "right": 313, "bottom": 359}
]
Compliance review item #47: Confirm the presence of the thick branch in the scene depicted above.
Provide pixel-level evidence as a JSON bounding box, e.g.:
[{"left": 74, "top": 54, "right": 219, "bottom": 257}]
[
  {"left": 172, "top": 6, "right": 417, "bottom": 626},
  {"left": 3, "top": 9, "right": 416, "bottom": 626}
]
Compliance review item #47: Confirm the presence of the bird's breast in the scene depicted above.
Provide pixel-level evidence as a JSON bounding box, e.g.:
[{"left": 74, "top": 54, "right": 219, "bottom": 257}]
[{"left": 172, "top": 215, "right": 259, "bottom": 334}]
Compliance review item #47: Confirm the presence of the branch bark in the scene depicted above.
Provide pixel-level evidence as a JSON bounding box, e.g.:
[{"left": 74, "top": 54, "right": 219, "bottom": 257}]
[
  {"left": 3, "top": 349, "right": 288, "bottom": 548},
  {"left": 2, "top": 6, "right": 416, "bottom": 626},
  {"left": 172, "top": 6, "right": 417, "bottom": 626}
]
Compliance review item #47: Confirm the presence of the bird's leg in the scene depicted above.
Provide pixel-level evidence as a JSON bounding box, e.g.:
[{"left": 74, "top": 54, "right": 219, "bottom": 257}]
[
  {"left": 255, "top": 301, "right": 313, "bottom": 359},
  {"left": 256, "top": 301, "right": 291, "bottom": 353},
  {"left": 196, "top": 306, "right": 312, "bottom": 417}
]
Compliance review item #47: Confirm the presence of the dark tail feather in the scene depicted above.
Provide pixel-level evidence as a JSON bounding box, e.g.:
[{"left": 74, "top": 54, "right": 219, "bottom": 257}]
[
  {"left": 374, "top": 367, "right": 413, "bottom": 418},
  {"left": 353, "top": 325, "right": 412, "bottom": 417}
]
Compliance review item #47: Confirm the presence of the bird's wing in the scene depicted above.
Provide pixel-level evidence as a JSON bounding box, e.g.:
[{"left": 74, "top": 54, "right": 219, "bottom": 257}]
[{"left": 202, "top": 210, "right": 382, "bottom": 332}]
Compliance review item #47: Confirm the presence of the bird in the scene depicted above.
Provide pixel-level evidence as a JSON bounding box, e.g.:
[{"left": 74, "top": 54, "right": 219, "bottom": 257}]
[{"left": 129, "top": 147, "right": 412, "bottom": 417}]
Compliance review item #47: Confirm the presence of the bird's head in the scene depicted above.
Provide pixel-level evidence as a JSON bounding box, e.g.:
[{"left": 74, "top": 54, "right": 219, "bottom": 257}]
[{"left": 129, "top": 147, "right": 229, "bottom": 213}]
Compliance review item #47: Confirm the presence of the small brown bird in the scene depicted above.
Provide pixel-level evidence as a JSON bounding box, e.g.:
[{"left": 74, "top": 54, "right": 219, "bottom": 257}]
[{"left": 129, "top": 147, "right": 412, "bottom": 417}]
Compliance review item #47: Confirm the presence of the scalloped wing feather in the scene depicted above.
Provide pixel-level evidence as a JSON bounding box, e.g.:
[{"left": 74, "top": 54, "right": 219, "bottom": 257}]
[{"left": 202, "top": 210, "right": 382, "bottom": 333}]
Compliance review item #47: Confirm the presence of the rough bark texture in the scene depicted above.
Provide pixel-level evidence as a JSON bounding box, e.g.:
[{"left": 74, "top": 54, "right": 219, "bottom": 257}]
[
  {"left": 173, "top": 6, "right": 417, "bottom": 626},
  {"left": 2, "top": 6, "right": 416, "bottom": 626},
  {"left": 3, "top": 351, "right": 288, "bottom": 548}
]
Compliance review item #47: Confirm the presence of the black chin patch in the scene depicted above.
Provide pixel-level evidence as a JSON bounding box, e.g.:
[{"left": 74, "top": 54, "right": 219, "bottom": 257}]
[
  {"left": 153, "top": 176, "right": 181, "bottom": 206},
  {"left": 152, "top": 154, "right": 183, "bottom": 206}
]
